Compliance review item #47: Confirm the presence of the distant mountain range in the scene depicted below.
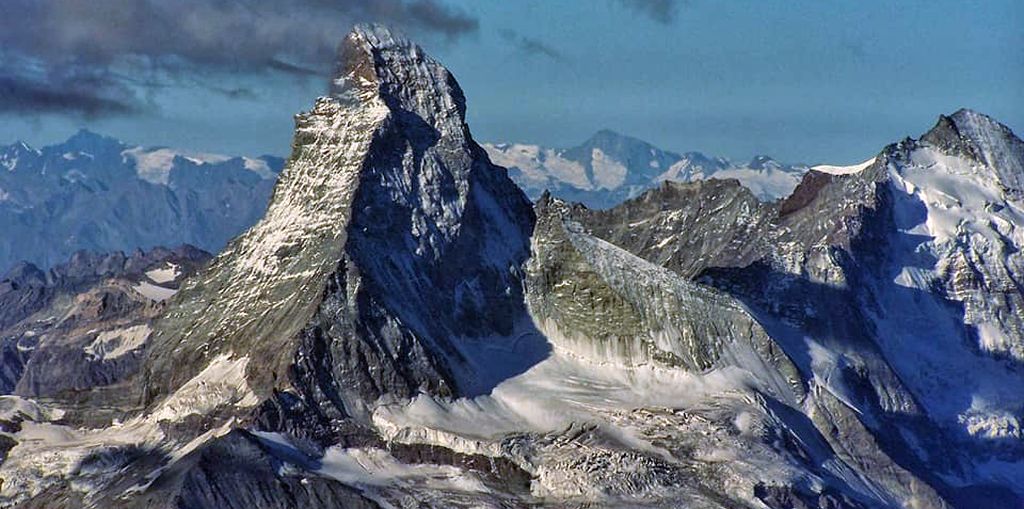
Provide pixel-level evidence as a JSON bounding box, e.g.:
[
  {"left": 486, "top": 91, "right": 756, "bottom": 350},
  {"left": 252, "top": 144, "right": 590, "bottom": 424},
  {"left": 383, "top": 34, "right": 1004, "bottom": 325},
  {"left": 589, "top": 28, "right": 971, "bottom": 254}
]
[
  {"left": 0, "top": 129, "right": 283, "bottom": 272},
  {"left": 0, "top": 126, "right": 858, "bottom": 274},
  {"left": 483, "top": 130, "right": 823, "bottom": 208}
]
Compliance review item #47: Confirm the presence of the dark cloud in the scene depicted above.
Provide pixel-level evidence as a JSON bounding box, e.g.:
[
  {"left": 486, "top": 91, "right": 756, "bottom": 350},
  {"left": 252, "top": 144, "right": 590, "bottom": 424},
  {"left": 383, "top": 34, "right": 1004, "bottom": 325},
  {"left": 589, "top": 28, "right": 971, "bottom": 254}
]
[
  {"left": 0, "top": 0, "right": 478, "bottom": 117},
  {"left": 617, "top": 0, "right": 677, "bottom": 24},
  {"left": 0, "top": 63, "right": 142, "bottom": 117},
  {"left": 267, "top": 59, "right": 324, "bottom": 78},
  {"left": 205, "top": 85, "right": 259, "bottom": 101},
  {"left": 498, "top": 30, "right": 566, "bottom": 62}
]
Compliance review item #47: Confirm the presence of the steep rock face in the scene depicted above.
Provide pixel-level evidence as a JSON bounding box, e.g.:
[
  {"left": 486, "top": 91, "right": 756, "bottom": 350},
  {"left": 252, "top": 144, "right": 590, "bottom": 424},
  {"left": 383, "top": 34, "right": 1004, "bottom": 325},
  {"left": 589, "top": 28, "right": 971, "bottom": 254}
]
[
  {"left": 895, "top": 110, "right": 1024, "bottom": 362},
  {"left": 366, "top": 195, "right": 883, "bottom": 508},
  {"left": 528, "top": 194, "right": 801, "bottom": 396},
  {"left": 142, "top": 25, "right": 534, "bottom": 430},
  {"left": 1, "top": 26, "right": 871, "bottom": 509},
  {"left": 573, "top": 179, "right": 777, "bottom": 278},
  {"left": 0, "top": 131, "right": 281, "bottom": 273}
]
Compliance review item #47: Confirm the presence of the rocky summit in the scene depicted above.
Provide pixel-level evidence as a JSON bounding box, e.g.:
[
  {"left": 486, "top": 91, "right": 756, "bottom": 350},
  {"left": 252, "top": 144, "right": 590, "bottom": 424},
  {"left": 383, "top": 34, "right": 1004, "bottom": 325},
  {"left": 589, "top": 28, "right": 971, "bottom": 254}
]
[{"left": 0, "top": 25, "right": 1022, "bottom": 509}]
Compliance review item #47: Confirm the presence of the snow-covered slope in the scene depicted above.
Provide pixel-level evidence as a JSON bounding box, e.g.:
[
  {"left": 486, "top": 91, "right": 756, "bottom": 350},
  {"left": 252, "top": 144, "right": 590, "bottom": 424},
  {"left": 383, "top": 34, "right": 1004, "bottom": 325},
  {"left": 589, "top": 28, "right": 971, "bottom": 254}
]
[
  {"left": 0, "top": 130, "right": 282, "bottom": 273},
  {"left": 484, "top": 136, "right": 807, "bottom": 207}
]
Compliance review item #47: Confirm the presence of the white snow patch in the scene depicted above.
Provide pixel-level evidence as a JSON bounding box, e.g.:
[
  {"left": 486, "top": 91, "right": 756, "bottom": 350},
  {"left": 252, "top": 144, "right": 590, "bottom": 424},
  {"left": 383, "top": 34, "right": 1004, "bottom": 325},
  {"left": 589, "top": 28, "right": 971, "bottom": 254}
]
[
  {"left": 243, "top": 157, "right": 277, "bottom": 179},
  {"left": 710, "top": 168, "right": 802, "bottom": 200},
  {"left": 865, "top": 144, "right": 1024, "bottom": 432},
  {"left": 124, "top": 147, "right": 271, "bottom": 184},
  {"left": 84, "top": 324, "right": 151, "bottom": 360},
  {"left": 811, "top": 157, "right": 876, "bottom": 175},
  {"left": 653, "top": 234, "right": 676, "bottom": 249},
  {"left": 482, "top": 143, "right": 592, "bottom": 190},
  {"left": 591, "top": 148, "right": 628, "bottom": 190},
  {"left": 150, "top": 354, "right": 259, "bottom": 422},
  {"left": 0, "top": 396, "right": 64, "bottom": 423},
  {"left": 145, "top": 263, "right": 180, "bottom": 284},
  {"left": 123, "top": 147, "right": 179, "bottom": 185},
  {"left": 375, "top": 338, "right": 755, "bottom": 457},
  {"left": 318, "top": 446, "right": 489, "bottom": 493},
  {"left": 133, "top": 281, "right": 177, "bottom": 302},
  {"left": 182, "top": 152, "right": 230, "bottom": 165}
]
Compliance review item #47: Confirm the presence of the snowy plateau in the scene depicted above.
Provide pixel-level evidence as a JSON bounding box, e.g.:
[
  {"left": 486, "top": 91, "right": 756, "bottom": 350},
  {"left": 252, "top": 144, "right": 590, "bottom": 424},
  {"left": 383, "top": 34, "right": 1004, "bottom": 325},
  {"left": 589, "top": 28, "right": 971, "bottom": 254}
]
[{"left": 0, "top": 24, "right": 1023, "bottom": 509}]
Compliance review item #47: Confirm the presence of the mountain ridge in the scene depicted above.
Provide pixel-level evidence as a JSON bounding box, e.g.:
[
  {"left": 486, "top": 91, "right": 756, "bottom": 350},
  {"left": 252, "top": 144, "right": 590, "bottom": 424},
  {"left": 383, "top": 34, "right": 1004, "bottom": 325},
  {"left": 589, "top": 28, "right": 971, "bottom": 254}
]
[
  {"left": 0, "top": 129, "right": 284, "bottom": 272},
  {"left": 483, "top": 130, "right": 810, "bottom": 208}
]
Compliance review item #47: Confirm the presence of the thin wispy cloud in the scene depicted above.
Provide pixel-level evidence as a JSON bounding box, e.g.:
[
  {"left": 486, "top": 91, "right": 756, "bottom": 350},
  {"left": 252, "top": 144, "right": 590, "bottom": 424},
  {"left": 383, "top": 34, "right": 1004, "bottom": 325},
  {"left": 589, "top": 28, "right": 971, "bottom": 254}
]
[
  {"left": 617, "top": 0, "right": 679, "bottom": 24},
  {"left": 498, "top": 30, "right": 566, "bottom": 62}
]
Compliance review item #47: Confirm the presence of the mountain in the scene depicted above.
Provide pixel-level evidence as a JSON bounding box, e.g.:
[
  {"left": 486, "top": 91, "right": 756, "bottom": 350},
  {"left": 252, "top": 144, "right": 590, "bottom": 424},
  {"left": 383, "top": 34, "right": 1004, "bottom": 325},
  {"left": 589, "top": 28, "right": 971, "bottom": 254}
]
[
  {"left": 0, "top": 245, "right": 210, "bottom": 399},
  {"left": 0, "top": 130, "right": 283, "bottom": 272},
  {"left": 565, "top": 107, "right": 1024, "bottom": 506},
  {"left": 0, "top": 25, "right": 1022, "bottom": 509},
  {"left": 483, "top": 132, "right": 810, "bottom": 208}
]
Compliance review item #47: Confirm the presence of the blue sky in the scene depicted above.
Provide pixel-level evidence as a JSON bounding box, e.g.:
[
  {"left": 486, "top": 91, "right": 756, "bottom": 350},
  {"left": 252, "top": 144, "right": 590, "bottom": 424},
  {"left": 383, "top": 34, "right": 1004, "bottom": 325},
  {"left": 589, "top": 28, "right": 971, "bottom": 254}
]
[{"left": 0, "top": 0, "right": 1020, "bottom": 164}]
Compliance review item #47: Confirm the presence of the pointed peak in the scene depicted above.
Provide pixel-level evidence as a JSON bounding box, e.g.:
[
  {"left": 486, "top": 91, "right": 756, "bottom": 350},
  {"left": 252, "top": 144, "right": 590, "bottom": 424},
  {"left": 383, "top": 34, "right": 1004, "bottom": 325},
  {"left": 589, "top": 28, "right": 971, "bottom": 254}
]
[
  {"left": 923, "top": 109, "right": 1014, "bottom": 144},
  {"left": 67, "top": 127, "right": 105, "bottom": 142},
  {"left": 537, "top": 189, "right": 554, "bottom": 207},
  {"left": 917, "top": 109, "right": 1024, "bottom": 196},
  {"left": 571, "top": 129, "right": 683, "bottom": 166},
  {"left": 349, "top": 23, "right": 413, "bottom": 51},
  {"left": 1, "top": 260, "right": 46, "bottom": 287},
  {"left": 748, "top": 155, "right": 780, "bottom": 170},
  {"left": 593, "top": 128, "right": 625, "bottom": 138},
  {"left": 63, "top": 128, "right": 123, "bottom": 152},
  {"left": 330, "top": 23, "right": 466, "bottom": 133},
  {"left": 921, "top": 109, "right": 1022, "bottom": 165},
  {"left": 947, "top": 108, "right": 1016, "bottom": 142},
  {"left": 583, "top": 129, "right": 649, "bottom": 148}
]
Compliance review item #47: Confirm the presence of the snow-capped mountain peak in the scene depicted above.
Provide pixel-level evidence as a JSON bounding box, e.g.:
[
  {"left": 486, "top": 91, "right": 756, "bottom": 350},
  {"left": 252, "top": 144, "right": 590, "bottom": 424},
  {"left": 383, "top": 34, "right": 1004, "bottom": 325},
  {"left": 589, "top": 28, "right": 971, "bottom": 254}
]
[
  {"left": 484, "top": 133, "right": 808, "bottom": 207},
  {"left": 142, "top": 23, "right": 534, "bottom": 416},
  {"left": 62, "top": 128, "right": 124, "bottom": 154},
  {"left": 3, "top": 23, "right": 1023, "bottom": 509},
  {"left": 747, "top": 154, "right": 782, "bottom": 171},
  {"left": 920, "top": 108, "right": 1024, "bottom": 198}
]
